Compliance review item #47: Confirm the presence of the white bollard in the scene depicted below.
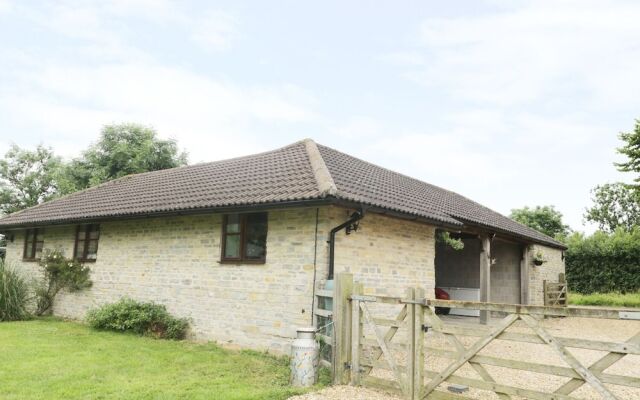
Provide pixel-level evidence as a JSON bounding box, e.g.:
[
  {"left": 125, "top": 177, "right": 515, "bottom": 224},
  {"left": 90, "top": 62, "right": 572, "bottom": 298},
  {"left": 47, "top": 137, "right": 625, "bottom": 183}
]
[{"left": 290, "top": 327, "right": 319, "bottom": 387}]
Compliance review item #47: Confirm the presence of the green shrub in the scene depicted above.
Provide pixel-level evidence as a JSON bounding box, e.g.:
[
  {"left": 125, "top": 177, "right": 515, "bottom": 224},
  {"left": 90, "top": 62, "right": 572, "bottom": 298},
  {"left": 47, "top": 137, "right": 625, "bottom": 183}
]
[
  {"left": 86, "top": 298, "right": 188, "bottom": 340},
  {"left": 565, "top": 228, "right": 640, "bottom": 294},
  {"left": 35, "top": 250, "right": 92, "bottom": 316},
  {"left": 0, "top": 260, "right": 30, "bottom": 321}
]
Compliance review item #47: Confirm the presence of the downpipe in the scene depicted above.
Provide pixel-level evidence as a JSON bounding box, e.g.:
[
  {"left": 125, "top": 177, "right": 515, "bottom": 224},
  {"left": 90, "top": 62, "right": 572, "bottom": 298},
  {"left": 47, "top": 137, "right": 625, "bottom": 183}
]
[{"left": 327, "top": 209, "right": 364, "bottom": 280}]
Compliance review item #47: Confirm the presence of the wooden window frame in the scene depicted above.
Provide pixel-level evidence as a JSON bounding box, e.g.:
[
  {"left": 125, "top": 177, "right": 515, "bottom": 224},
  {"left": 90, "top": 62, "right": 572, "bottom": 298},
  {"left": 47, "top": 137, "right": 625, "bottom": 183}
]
[
  {"left": 23, "top": 228, "right": 44, "bottom": 261},
  {"left": 74, "top": 224, "right": 100, "bottom": 262},
  {"left": 220, "top": 213, "right": 267, "bottom": 264}
]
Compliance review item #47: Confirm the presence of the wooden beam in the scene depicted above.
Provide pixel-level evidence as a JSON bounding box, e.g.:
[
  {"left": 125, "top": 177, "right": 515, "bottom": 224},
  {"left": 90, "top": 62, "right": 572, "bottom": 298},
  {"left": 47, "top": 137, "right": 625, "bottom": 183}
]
[
  {"left": 332, "top": 273, "right": 353, "bottom": 384},
  {"left": 479, "top": 234, "right": 491, "bottom": 324},
  {"left": 361, "top": 302, "right": 407, "bottom": 395},
  {"left": 555, "top": 331, "right": 640, "bottom": 395},
  {"left": 421, "top": 313, "right": 518, "bottom": 397},
  {"left": 350, "top": 282, "right": 363, "bottom": 386},
  {"left": 412, "top": 287, "right": 425, "bottom": 400},
  {"left": 423, "top": 299, "right": 637, "bottom": 320},
  {"left": 520, "top": 315, "right": 617, "bottom": 400}
]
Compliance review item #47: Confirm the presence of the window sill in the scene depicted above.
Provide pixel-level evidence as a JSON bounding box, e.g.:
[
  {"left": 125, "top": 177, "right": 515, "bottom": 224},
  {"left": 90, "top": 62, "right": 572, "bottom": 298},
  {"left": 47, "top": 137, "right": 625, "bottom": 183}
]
[
  {"left": 22, "top": 258, "right": 40, "bottom": 262},
  {"left": 75, "top": 259, "right": 97, "bottom": 263},
  {"left": 218, "top": 259, "right": 266, "bottom": 265}
]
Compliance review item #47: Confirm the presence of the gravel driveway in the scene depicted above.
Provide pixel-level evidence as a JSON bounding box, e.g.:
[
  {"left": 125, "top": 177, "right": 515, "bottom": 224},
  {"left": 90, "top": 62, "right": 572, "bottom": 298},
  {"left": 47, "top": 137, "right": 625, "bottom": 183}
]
[{"left": 290, "top": 316, "right": 640, "bottom": 400}]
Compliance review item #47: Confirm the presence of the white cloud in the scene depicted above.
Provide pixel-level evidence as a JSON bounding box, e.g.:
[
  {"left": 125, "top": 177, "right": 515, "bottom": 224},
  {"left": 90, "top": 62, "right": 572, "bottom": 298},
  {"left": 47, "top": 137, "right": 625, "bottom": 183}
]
[
  {"left": 0, "top": 2, "right": 314, "bottom": 163},
  {"left": 19, "top": 1, "right": 237, "bottom": 56},
  {"left": 0, "top": 62, "right": 316, "bottom": 162},
  {"left": 374, "top": 0, "right": 640, "bottom": 231},
  {"left": 331, "top": 116, "right": 383, "bottom": 139},
  {"left": 394, "top": 1, "right": 640, "bottom": 109},
  {"left": 379, "top": 51, "right": 426, "bottom": 67},
  {"left": 0, "top": 0, "right": 11, "bottom": 14},
  {"left": 190, "top": 10, "right": 238, "bottom": 52}
]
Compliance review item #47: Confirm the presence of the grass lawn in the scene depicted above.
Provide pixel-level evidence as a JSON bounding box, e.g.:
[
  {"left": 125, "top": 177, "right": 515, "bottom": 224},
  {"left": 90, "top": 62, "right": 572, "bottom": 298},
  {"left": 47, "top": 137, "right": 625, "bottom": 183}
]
[
  {"left": 0, "top": 318, "right": 326, "bottom": 400},
  {"left": 569, "top": 292, "right": 640, "bottom": 308}
]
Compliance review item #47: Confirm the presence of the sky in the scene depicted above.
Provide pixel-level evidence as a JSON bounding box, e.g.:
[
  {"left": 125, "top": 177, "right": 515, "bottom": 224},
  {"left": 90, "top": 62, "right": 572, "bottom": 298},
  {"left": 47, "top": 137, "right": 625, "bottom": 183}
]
[{"left": 1, "top": 0, "right": 639, "bottom": 232}]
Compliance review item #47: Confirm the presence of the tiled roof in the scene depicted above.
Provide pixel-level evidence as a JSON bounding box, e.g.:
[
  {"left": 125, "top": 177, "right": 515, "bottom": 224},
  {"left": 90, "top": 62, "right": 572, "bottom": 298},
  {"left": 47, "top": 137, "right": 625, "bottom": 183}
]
[
  {"left": 0, "top": 139, "right": 565, "bottom": 248},
  {"left": 317, "top": 144, "right": 565, "bottom": 248}
]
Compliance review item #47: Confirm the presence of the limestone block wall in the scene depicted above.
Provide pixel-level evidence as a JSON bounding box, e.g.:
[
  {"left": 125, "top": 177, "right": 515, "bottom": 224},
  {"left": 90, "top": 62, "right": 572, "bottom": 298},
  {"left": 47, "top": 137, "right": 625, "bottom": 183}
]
[
  {"left": 5, "top": 205, "right": 564, "bottom": 350},
  {"left": 527, "top": 244, "right": 566, "bottom": 305},
  {"left": 324, "top": 207, "right": 437, "bottom": 299},
  {"left": 5, "top": 205, "right": 440, "bottom": 352},
  {"left": 6, "top": 208, "right": 322, "bottom": 353}
]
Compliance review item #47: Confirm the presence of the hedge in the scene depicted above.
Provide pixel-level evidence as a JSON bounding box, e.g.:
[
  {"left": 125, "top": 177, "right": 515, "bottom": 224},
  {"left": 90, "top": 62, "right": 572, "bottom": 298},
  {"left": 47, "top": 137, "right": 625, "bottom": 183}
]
[{"left": 565, "top": 228, "right": 640, "bottom": 294}]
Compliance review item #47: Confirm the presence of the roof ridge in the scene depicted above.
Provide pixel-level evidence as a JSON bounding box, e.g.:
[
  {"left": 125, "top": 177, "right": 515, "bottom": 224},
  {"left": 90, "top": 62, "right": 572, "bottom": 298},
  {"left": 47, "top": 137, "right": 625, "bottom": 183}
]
[{"left": 303, "top": 139, "right": 337, "bottom": 197}]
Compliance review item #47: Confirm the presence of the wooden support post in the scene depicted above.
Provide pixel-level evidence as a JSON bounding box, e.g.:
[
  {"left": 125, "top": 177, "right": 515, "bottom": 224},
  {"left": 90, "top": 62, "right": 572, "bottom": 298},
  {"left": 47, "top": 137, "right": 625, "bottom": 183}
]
[
  {"left": 406, "top": 288, "right": 416, "bottom": 399},
  {"left": 413, "top": 287, "right": 425, "bottom": 400},
  {"left": 479, "top": 234, "right": 491, "bottom": 324},
  {"left": 520, "top": 245, "right": 530, "bottom": 305},
  {"left": 543, "top": 280, "right": 548, "bottom": 306},
  {"left": 350, "top": 282, "right": 363, "bottom": 386},
  {"left": 333, "top": 273, "right": 353, "bottom": 384}
]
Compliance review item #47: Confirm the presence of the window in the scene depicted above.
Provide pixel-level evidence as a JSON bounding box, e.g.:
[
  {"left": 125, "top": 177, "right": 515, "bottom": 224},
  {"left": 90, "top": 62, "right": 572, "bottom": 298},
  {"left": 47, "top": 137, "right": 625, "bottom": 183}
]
[
  {"left": 23, "top": 228, "right": 44, "bottom": 260},
  {"left": 74, "top": 224, "right": 100, "bottom": 262},
  {"left": 221, "top": 213, "right": 267, "bottom": 263}
]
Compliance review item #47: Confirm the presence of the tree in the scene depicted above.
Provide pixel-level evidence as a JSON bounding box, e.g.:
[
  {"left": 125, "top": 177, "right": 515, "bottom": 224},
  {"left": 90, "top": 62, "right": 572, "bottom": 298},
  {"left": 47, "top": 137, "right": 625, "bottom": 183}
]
[
  {"left": 509, "top": 205, "right": 571, "bottom": 239},
  {"left": 584, "top": 120, "right": 640, "bottom": 231},
  {"left": 0, "top": 145, "right": 61, "bottom": 214},
  {"left": 615, "top": 119, "right": 640, "bottom": 182},
  {"left": 59, "top": 123, "right": 187, "bottom": 194},
  {"left": 584, "top": 183, "right": 640, "bottom": 232}
]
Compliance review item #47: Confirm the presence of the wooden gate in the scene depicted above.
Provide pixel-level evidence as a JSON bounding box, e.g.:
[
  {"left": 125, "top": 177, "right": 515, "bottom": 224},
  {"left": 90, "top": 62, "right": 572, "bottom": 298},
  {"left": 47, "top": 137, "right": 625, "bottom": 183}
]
[
  {"left": 340, "top": 278, "right": 640, "bottom": 399},
  {"left": 544, "top": 273, "right": 569, "bottom": 307}
]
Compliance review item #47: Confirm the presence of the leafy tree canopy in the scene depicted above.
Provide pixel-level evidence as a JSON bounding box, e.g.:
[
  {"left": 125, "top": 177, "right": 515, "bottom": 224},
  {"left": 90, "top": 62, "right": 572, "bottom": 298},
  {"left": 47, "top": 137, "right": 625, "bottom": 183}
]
[
  {"left": 0, "top": 145, "right": 61, "bottom": 214},
  {"left": 509, "top": 205, "right": 571, "bottom": 239},
  {"left": 584, "top": 182, "right": 640, "bottom": 233},
  {"left": 59, "top": 123, "right": 187, "bottom": 194},
  {"left": 615, "top": 119, "right": 640, "bottom": 180},
  {"left": 584, "top": 120, "right": 640, "bottom": 232}
]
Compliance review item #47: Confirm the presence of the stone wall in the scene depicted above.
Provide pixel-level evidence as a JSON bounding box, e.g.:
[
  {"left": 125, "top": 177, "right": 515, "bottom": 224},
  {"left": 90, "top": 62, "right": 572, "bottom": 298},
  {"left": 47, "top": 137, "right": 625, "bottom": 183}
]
[
  {"left": 325, "top": 207, "right": 437, "bottom": 299},
  {"left": 527, "top": 244, "right": 566, "bottom": 306},
  {"left": 5, "top": 205, "right": 439, "bottom": 352},
  {"left": 4, "top": 204, "right": 563, "bottom": 350},
  {"left": 7, "top": 208, "right": 321, "bottom": 353}
]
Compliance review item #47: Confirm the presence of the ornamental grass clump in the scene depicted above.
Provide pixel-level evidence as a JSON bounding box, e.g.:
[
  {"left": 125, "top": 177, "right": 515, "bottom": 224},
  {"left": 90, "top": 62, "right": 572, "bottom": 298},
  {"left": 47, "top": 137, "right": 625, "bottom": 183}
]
[
  {"left": 86, "top": 298, "right": 189, "bottom": 340},
  {"left": 0, "top": 260, "right": 30, "bottom": 321}
]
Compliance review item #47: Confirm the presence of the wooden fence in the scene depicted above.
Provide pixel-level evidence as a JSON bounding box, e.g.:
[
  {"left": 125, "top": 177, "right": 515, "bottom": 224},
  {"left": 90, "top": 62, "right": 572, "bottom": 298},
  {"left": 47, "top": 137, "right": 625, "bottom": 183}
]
[
  {"left": 544, "top": 273, "right": 569, "bottom": 307},
  {"left": 329, "top": 273, "right": 640, "bottom": 400}
]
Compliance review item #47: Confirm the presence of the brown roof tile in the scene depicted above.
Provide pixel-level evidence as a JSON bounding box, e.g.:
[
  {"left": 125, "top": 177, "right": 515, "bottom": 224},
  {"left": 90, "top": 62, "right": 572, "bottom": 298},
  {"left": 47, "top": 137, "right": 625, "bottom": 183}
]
[{"left": 0, "top": 139, "right": 565, "bottom": 248}]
